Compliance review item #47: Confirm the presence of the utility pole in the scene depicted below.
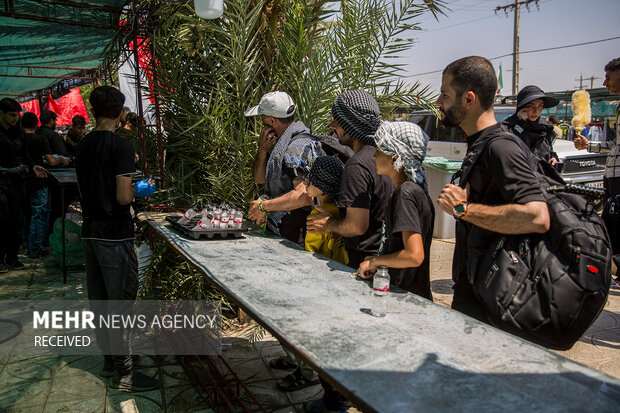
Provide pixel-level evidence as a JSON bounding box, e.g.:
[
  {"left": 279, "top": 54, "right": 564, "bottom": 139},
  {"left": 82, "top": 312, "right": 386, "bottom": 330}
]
[
  {"left": 575, "top": 73, "right": 584, "bottom": 90},
  {"left": 495, "top": 0, "right": 540, "bottom": 95},
  {"left": 588, "top": 76, "right": 599, "bottom": 89},
  {"left": 574, "top": 74, "right": 599, "bottom": 90}
]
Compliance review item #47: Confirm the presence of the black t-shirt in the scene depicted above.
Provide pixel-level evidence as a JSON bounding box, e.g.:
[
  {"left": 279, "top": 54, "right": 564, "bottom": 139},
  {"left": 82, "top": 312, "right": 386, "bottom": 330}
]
[
  {"left": 24, "top": 132, "right": 52, "bottom": 189},
  {"left": 39, "top": 126, "right": 70, "bottom": 158},
  {"left": 379, "top": 181, "right": 434, "bottom": 299},
  {"left": 25, "top": 133, "right": 52, "bottom": 167},
  {"left": 0, "top": 126, "right": 33, "bottom": 184},
  {"left": 65, "top": 131, "right": 82, "bottom": 158},
  {"left": 76, "top": 130, "right": 136, "bottom": 240},
  {"left": 453, "top": 123, "right": 545, "bottom": 284},
  {"left": 0, "top": 126, "right": 25, "bottom": 169},
  {"left": 337, "top": 145, "right": 393, "bottom": 268}
]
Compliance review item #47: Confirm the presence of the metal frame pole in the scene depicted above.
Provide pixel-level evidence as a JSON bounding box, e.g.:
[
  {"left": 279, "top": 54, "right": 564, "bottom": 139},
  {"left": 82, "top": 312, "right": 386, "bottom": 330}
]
[
  {"left": 131, "top": 0, "right": 148, "bottom": 178},
  {"left": 149, "top": 40, "right": 165, "bottom": 189}
]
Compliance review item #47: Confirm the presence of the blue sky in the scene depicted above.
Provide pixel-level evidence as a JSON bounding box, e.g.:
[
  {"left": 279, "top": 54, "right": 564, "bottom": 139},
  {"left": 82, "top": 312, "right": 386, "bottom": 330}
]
[{"left": 402, "top": 0, "right": 620, "bottom": 95}]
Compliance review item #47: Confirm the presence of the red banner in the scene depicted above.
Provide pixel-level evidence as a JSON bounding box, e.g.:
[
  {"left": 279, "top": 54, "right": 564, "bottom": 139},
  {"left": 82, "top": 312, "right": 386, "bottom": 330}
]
[
  {"left": 21, "top": 99, "right": 41, "bottom": 124},
  {"left": 45, "top": 88, "right": 90, "bottom": 126}
]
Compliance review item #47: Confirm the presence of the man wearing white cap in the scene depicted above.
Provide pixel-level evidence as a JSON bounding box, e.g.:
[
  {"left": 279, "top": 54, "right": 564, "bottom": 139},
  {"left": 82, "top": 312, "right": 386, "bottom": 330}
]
[{"left": 245, "top": 91, "right": 322, "bottom": 244}]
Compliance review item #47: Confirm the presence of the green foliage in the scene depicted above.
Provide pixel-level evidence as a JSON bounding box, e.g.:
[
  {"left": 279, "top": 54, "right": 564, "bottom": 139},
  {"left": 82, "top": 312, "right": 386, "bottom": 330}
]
[
  {"left": 134, "top": 0, "right": 445, "bottom": 209},
  {"left": 132, "top": 1, "right": 445, "bottom": 336}
]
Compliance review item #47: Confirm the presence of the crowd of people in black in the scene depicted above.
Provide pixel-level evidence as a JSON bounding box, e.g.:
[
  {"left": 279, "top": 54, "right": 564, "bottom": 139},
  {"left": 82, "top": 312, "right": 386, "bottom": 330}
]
[{"left": 0, "top": 102, "right": 140, "bottom": 270}]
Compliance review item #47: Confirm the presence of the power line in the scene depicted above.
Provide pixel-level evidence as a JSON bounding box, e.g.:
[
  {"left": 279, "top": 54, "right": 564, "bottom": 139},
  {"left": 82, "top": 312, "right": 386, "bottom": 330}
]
[
  {"left": 417, "top": 14, "right": 499, "bottom": 34},
  {"left": 488, "top": 35, "right": 620, "bottom": 60},
  {"left": 405, "top": 35, "right": 620, "bottom": 78}
]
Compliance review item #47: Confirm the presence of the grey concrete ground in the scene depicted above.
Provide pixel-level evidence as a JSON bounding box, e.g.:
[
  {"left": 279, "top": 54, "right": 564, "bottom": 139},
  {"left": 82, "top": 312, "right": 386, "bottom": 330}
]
[
  {"left": 0, "top": 237, "right": 618, "bottom": 412},
  {"left": 0, "top": 254, "right": 211, "bottom": 413}
]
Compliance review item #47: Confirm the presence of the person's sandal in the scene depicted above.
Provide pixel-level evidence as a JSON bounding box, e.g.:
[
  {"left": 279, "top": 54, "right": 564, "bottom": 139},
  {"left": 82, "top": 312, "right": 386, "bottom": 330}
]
[
  {"left": 276, "top": 372, "right": 319, "bottom": 392},
  {"left": 268, "top": 355, "right": 298, "bottom": 370}
]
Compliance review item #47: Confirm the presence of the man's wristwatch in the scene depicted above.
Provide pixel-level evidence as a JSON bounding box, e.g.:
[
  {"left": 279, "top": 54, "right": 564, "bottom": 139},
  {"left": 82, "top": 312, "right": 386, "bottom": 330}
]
[{"left": 453, "top": 201, "right": 469, "bottom": 219}]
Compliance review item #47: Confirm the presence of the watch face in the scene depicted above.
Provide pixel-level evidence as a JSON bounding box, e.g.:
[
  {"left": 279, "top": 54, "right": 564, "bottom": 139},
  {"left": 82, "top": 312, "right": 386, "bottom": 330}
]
[{"left": 454, "top": 203, "right": 465, "bottom": 215}]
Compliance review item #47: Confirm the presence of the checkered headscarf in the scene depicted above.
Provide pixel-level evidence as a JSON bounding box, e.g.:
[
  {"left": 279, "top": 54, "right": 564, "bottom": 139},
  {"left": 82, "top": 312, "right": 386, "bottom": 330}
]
[
  {"left": 308, "top": 156, "right": 344, "bottom": 198},
  {"left": 374, "top": 121, "right": 429, "bottom": 190},
  {"left": 332, "top": 90, "right": 381, "bottom": 146}
]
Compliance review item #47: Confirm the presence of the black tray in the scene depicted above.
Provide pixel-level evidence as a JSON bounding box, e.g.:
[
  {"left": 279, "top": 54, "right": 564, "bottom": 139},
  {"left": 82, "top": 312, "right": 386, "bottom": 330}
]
[{"left": 165, "top": 215, "right": 249, "bottom": 240}]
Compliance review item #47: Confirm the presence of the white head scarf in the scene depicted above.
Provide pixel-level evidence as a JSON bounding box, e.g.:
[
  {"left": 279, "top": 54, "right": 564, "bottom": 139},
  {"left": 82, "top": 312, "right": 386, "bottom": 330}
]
[{"left": 374, "top": 121, "right": 429, "bottom": 190}]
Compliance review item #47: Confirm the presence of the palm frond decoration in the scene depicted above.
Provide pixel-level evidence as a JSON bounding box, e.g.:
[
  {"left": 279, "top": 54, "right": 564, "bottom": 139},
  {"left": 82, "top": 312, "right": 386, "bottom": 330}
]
[
  {"left": 127, "top": 0, "right": 445, "bottom": 208},
  {"left": 129, "top": 0, "right": 445, "bottom": 324}
]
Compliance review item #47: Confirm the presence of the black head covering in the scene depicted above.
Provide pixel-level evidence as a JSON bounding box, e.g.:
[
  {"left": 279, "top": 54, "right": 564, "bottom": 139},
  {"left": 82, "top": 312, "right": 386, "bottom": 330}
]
[
  {"left": 308, "top": 156, "right": 344, "bottom": 198},
  {"left": 516, "top": 85, "right": 559, "bottom": 112},
  {"left": 331, "top": 90, "right": 381, "bottom": 146}
]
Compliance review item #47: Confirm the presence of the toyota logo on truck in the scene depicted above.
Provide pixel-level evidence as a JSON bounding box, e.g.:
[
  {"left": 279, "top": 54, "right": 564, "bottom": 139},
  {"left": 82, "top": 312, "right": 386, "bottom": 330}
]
[{"left": 578, "top": 160, "right": 597, "bottom": 168}]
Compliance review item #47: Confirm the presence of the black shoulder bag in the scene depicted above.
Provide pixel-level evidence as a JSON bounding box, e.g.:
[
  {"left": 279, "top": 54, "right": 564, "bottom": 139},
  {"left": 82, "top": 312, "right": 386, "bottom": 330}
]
[{"left": 457, "top": 125, "right": 611, "bottom": 350}]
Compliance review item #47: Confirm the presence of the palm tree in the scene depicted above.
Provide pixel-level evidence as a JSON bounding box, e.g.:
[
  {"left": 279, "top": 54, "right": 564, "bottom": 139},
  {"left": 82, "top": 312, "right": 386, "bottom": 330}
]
[
  {"left": 131, "top": 0, "right": 445, "bottom": 311},
  {"left": 130, "top": 0, "right": 444, "bottom": 207}
]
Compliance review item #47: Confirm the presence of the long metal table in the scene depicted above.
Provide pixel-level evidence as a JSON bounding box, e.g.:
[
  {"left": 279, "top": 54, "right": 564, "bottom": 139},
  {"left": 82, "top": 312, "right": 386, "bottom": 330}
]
[{"left": 149, "top": 221, "right": 620, "bottom": 412}]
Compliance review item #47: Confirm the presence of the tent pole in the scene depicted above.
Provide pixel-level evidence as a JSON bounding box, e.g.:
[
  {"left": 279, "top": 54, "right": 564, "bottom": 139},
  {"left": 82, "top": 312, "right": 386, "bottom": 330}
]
[
  {"left": 150, "top": 39, "right": 165, "bottom": 189},
  {"left": 132, "top": 0, "right": 148, "bottom": 179}
]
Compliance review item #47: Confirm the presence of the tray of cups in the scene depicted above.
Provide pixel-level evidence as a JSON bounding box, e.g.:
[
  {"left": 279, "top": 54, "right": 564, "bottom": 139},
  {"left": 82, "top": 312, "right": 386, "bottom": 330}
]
[{"left": 166, "top": 205, "right": 248, "bottom": 240}]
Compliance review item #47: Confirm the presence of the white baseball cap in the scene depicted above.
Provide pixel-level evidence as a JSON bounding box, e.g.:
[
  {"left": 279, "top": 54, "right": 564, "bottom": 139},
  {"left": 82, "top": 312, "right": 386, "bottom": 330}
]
[{"left": 244, "top": 91, "right": 296, "bottom": 118}]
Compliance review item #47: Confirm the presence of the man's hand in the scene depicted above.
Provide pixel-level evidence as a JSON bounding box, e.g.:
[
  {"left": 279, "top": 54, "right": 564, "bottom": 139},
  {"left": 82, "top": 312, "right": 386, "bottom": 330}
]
[
  {"left": 549, "top": 157, "right": 558, "bottom": 166},
  {"left": 306, "top": 206, "right": 333, "bottom": 234},
  {"left": 353, "top": 257, "right": 378, "bottom": 279},
  {"left": 33, "top": 165, "right": 48, "bottom": 178},
  {"left": 258, "top": 126, "right": 277, "bottom": 153},
  {"left": 438, "top": 184, "right": 468, "bottom": 215},
  {"left": 573, "top": 134, "right": 588, "bottom": 150},
  {"left": 248, "top": 199, "right": 265, "bottom": 225}
]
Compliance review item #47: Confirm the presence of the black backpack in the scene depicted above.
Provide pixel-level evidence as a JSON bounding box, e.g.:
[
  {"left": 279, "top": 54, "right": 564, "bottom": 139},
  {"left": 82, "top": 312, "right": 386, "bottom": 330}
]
[
  {"left": 459, "top": 126, "right": 612, "bottom": 350},
  {"left": 293, "top": 132, "right": 354, "bottom": 164}
]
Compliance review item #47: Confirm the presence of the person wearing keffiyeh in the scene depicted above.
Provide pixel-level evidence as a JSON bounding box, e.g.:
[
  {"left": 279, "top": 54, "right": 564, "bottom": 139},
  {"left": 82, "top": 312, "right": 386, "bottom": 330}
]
[
  {"left": 245, "top": 91, "right": 324, "bottom": 391},
  {"left": 304, "top": 90, "right": 393, "bottom": 413},
  {"left": 353, "top": 121, "right": 435, "bottom": 300},
  {"left": 304, "top": 156, "right": 348, "bottom": 265},
  {"left": 245, "top": 91, "right": 322, "bottom": 244},
  {"left": 306, "top": 90, "right": 393, "bottom": 270}
]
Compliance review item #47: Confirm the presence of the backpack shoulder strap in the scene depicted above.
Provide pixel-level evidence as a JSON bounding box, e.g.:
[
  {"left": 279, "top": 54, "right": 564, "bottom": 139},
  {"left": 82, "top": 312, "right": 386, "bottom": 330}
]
[{"left": 457, "top": 124, "right": 514, "bottom": 186}]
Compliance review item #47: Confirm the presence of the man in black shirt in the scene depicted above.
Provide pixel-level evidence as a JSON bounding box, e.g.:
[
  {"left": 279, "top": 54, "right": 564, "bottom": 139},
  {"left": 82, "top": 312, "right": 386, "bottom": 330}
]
[
  {"left": 436, "top": 56, "right": 550, "bottom": 321},
  {"left": 76, "top": 86, "right": 157, "bottom": 392},
  {"left": 65, "top": 115, "right": 87, "bottom": 159},
  {"left": 306, "top": 90, "right": 393, "bottom": 269},
  {"left": 22, "top": 112, "right": 63, "bottom": 258},
  {"left": 39, "top": 110, "right": 71, "bottom": 163},
  {"left": 39, "top": 110, "right": 71, "bottom": 237},
  {"left": 0, "top": 99, "right": 47, "bottom": 272}
]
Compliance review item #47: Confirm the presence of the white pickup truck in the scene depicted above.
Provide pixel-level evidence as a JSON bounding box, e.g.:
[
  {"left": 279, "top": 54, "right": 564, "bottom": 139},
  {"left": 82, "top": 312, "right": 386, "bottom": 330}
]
[{"left": 411, "top": 108, "right": 606, "bottom": 188}]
